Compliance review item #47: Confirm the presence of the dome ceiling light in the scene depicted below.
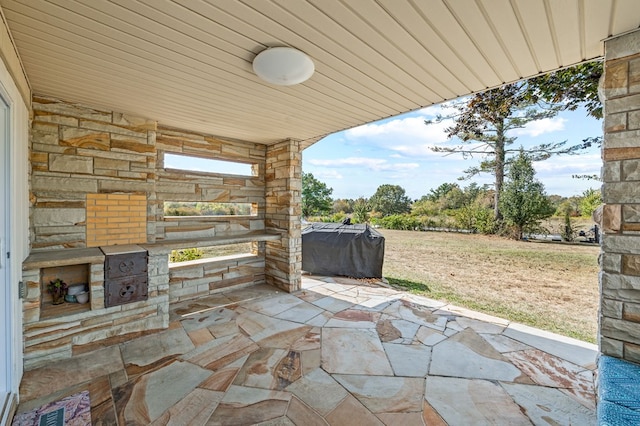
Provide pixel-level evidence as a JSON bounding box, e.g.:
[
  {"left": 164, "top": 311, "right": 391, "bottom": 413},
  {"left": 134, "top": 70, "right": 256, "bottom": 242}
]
[{"left": 252, "top": 47, "right": 315, "bottom": 86}]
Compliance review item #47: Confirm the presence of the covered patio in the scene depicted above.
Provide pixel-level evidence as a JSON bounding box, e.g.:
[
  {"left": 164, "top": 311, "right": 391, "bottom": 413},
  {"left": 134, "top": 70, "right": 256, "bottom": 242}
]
[
  {"left": 0, "top": 1, "right": 639, "bottom": 425},
  {"left": 14, "top": 275, "right": 597, "bottom": 425}
]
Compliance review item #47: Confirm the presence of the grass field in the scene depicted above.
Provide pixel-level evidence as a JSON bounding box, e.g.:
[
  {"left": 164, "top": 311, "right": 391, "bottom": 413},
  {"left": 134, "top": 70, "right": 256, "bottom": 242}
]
[{"left": 380, "top": 229, "right": 599, "bottom": 343}]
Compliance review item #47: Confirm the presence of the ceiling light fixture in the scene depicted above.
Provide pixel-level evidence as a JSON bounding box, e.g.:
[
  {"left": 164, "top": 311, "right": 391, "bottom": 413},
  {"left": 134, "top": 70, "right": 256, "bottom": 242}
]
[{"left": 252, "top": 47, "right": 315, "bottom": 86}]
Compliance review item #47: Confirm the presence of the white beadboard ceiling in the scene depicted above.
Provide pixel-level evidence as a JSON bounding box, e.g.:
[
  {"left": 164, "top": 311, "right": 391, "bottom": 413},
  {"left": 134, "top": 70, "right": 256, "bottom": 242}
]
[{"left": 1, "top": 0, "right": 638, "bottom": 146}]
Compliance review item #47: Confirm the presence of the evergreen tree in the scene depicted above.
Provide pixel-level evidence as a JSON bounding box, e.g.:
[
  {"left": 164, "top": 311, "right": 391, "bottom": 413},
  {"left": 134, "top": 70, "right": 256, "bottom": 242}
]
[{"left": 499, "top": 151, "right": 555, "bottom": 240}]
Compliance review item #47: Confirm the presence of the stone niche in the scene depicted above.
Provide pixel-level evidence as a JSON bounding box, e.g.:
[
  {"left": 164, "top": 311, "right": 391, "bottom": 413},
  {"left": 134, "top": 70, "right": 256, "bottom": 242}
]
[{"left": 40, "top": 263, "right": 91, "bottom": 318}]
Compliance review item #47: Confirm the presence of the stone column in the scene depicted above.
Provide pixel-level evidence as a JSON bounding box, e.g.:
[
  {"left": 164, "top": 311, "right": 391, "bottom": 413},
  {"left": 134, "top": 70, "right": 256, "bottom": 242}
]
[
  {"left": 600, "top": 28, "right": 640, "bottom": 362},
  {"left": 264, "top": 139, "right": 302, "bottom": 292}
]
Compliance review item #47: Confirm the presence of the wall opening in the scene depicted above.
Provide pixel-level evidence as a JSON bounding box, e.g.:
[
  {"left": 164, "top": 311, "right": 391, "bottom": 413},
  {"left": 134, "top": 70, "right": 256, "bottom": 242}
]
[
  {"left": 164, "top": 153, "right": 254, "bottom": 176},
  {"left": 169, "top": 243, "right": 254, "bottom": 263},
  {"left": 163, "top": 202, "right": 256, "bottom": 217}
]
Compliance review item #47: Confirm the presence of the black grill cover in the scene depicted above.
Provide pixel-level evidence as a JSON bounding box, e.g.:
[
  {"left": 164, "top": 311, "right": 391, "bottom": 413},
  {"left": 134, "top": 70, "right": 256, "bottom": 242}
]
[{"left": 302, "top": 223, "right": 385, "bottom": 278}]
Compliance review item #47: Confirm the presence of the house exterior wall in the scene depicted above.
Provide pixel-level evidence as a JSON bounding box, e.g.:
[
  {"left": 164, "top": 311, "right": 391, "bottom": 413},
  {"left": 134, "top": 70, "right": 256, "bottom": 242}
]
[{"left": 600, "top": 29, "right": 640, "bottom": 362}]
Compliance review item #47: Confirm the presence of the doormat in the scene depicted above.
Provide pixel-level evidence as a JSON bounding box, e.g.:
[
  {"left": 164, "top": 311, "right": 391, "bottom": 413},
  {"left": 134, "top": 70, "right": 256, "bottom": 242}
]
[{"left": 11, "top": 390, "right": 91, "bottom": 426}]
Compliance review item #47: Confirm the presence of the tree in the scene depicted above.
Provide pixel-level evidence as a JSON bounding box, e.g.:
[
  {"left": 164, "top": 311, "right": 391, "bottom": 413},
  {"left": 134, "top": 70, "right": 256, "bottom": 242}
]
[
  {"left": 424, "top": 182, "right": 460, "bottom": 202},
  {"left": 527, "top": 61, "right": 604, "bottom": 153},
  {"left": 352, "top": 197, "right": 370, "bottom": 223},
  {"left": 428, "top": 61, "right": 604, "bottom": 223},
  {"left": 526, "top": 61, "right": 603, "bottom": 119},
  {"left": 369, "top": 184, "right": 412, "bottom": 217},
  {"left": 429, "top": 82, "right": 590, "bottom": 223},
  {"left": 332, "top": 198, "right": 353, "bottom": 214},
  {"left": 499, "top": 151, "right": 555, "bottom": 240},
  {"left": 302, "top": 172, "right": 333, "bottom": 217},
  {"left": 579, "top": 188, "right": 602, "bottom": 218}
]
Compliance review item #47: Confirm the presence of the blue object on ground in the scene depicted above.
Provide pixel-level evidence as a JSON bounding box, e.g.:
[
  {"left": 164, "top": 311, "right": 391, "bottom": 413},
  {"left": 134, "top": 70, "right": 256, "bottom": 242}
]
[{"left": 598, "top": 355, "right": 640, "bottom": 425}]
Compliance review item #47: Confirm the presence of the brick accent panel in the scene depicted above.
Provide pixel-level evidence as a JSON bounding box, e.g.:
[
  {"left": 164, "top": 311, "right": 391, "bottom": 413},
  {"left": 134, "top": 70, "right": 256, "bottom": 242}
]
[
  {"left": 86, "top": 193, "right": 147, "bottom": 247},
  {"left": 264, "top": 139, "right": 302, "bottom": 292},
  {"left": 600, "top": 29, "right": 640, "bottom": 363}
]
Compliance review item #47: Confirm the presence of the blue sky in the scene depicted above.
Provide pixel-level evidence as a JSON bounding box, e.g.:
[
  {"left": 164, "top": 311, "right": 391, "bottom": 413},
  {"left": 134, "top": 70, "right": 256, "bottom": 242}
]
[{"left": 303, "top": 104, "right": 602, "bottom": 201}]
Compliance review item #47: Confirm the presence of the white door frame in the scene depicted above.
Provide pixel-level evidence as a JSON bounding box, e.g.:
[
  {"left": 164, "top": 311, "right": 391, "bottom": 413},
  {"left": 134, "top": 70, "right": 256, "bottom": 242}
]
[{"left": 0, "top": 88, "right": 14, "bottom": 423}]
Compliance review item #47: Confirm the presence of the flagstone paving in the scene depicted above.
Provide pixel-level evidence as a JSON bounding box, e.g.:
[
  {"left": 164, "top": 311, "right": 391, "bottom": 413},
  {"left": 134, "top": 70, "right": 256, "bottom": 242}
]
[{"left": 15, "top": 275, "right": 598, "bottom": 425}]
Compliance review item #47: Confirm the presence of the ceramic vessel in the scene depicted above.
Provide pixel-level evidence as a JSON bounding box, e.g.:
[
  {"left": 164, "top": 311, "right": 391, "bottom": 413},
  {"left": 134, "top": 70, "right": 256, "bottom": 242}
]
[{"left": 75, "top": 292, "right": 89, "bottom": 304}]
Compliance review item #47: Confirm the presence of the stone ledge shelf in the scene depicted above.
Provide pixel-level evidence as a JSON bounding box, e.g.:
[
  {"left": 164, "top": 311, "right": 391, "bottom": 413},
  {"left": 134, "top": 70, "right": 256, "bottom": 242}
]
[
  {"left": 142, "top": 230, "right": 281, "bottom": 254},
  {"left": 23, "top": 247, "right": 105, "bottom": 270}
]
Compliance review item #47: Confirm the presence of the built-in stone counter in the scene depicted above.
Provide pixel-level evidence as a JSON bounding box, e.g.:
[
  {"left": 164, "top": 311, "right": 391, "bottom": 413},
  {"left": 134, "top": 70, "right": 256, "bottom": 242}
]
[
  {"left": 143, "top": 231, "right": 280, "bottom": 303},
  {"left": 20, "top": 231, "right": 281, "bottom": 368},
  {"left": 21, "top": 247, "right": 169, "bottom": 369}
]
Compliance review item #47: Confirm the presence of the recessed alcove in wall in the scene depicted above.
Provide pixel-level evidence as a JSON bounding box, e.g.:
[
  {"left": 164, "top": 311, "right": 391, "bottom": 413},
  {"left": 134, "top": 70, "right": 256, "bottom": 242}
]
[{"left": 40, "top": 263, "right": 90, "bottom": 319}]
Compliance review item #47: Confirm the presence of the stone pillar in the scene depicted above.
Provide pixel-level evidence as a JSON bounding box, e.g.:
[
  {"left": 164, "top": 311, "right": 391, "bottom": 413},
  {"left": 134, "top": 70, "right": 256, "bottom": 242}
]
[
  {"left": 600, "top": 29, "right": 640, "bottom": 362},
  {"left": 264, "top": 139, "right": 302, "bottom": 292}
]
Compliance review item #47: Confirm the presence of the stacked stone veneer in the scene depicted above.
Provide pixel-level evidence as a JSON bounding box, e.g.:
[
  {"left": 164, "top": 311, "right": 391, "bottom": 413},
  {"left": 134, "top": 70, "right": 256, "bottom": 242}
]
[
  {"left": 600, "top": 29, "right": 640, "bottom": 363},
  {"left": 154, "top": 127, "right": 266, "bottom": 240},
  {"left": 265, "top": 140, "right": 302, "bottom": 292},
  {"left": 168, "top": 253, "right": 266, "bottom": 302},
  {"left": 21, "top": 249, "right": 169, "bottom": 369},
  {"left": 23, "top": 96, "right": 304, "bottom": 366},
  {"left": 30, "top": 96, "right": 157, "bottom": 249}
]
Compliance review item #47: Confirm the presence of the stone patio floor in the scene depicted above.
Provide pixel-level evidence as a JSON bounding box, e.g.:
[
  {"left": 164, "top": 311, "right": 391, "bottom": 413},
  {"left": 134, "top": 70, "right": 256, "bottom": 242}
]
[{"left": 16, "top": 275, "right": 598, "bottom": 425}]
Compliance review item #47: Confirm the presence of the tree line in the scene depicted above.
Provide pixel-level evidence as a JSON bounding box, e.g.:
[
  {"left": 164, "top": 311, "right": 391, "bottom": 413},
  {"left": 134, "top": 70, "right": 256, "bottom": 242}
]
[{"left": 303, "top": 167, "right": 601, "bottom": 240}]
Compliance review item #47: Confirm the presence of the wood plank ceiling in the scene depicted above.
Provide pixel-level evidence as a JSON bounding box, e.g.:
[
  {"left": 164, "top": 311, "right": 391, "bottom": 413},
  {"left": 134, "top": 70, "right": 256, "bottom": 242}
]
[{"left": 1, "top": 0, "right": 638, "bottom": 146}]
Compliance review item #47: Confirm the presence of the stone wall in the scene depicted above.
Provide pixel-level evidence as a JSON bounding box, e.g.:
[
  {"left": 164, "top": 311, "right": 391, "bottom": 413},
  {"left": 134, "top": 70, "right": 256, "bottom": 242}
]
[
  {"left": 30, "top": 96, "right": 157, "bottom": 249},
  {"left": 264, "top": 140, "right": 302, "bottom": 292},
  {"left": 30, "top": 98, "right": 269, "bottom": 249},
  {"left": 22, "top": 96, "right": 293, "bottom": 366},
  {"left": 600, "top": 29, "right": 640, "bottom": 362},
  {"left": 167, "top": 253, "right": 266, "bottom": 302},
  {"left": 154, "top": 127, "right": 266, "bottom": 241},
  {"left": 21, "top": 249, "right": 169, "bottom": 370}
]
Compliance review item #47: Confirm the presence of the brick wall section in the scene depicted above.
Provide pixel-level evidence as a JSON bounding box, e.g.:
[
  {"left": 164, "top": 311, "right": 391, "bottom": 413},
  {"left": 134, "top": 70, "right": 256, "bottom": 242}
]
[
  {"left": 86, "top": 193, "right": 147, "bottom": 246},
  {"left": 264, "top": 139, "right": 302, "bottom": 292},
  {"left": 600, "top": 29, "right": 640, "bottom": 363},
  {"left": 30, "top": 96, "right": 157, "bottom": 249}
]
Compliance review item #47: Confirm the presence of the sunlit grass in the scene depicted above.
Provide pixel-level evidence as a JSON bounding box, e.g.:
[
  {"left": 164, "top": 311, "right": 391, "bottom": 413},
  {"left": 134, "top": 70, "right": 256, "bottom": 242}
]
[{"left": 381, "top": 230, "right": 599, "bottom": 343}]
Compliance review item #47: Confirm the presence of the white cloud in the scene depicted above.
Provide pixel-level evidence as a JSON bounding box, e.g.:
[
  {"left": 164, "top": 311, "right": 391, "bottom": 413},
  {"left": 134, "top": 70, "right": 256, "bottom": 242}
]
[
  {"left": 308, "top": 157, "right": 419, "bottom": 173},
  {"left": 315, "top": 169, "right": 343, "bottom": 180},
  {"left": 533, "top": 154, "right": 600, "bottom": 174},
  {"left": 344, "top": 114, "right": 455, "bottom": 158},
  {"left": 513, "top": 117, "right": 567, "bottom": 137}
]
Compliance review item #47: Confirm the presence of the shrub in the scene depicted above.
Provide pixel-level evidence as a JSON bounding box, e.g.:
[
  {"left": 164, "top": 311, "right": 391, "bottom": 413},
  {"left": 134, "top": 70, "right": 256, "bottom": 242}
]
[
  {"left": 377, "top": 214, "right": 420, "bottom": 230},
  {"left": 170, "top": 248, "right": 204, "bottom": 262}
]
